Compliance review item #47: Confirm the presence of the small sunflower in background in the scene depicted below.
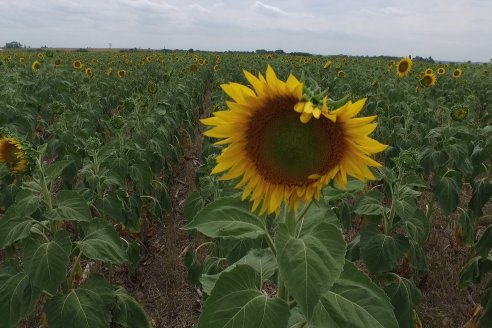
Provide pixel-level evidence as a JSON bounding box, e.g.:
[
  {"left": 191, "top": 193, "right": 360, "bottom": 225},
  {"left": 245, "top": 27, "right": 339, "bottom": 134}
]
[
  {"left": 85, "top": 68, "right": 94, "bottom": 78},
  {"left": 437, "top": 67, "right": 445, "bottom": 75},
  {"left": 31, "top": 61, "right": 41, "bottom": 71},
  {"left": 19, "top": 57, "right": 25, "bottom": 64},
  {"left": 73, "top": 60, "right": 83, "bottom": 70},
  {"left": 213, "top": 64, "right": 220, "bottom": 72},
  {"left": 54, "top": 59, "right": 62, "bottom": 68},
  {"left": 425, "top": 68, "right": 433, "bottom": 75},
  {"left": 451, "top": 106, "right": 468, "bottom": 121},
  {"left": 37, "top": 53, "right": 44, "bottom": 59},
  {"left": 396, "top": 57, "right": 413, "bottom": 77},
  {"left": 419, "top": 72, "right": 437, "bottom": 87},
  {"left": 0, "top": 136, "right": 29, "bottom": 174},
  {"left": 107, "top": 67, "right": 113, "bottom": 76},
  {"left": 323, "top": 60, "right": 333, "bottom": 69},
  {"left": 117, "top": 70, "right": 126, "bottom": 78},
  {"left": 338, "top": 70, "right": 346, "bottom": 78},
  {"left": 453, "top": 68, "right": 463, "bottom": 78},
  {"left": 201, "top": 66, "right": 387, "bottom": 214}
]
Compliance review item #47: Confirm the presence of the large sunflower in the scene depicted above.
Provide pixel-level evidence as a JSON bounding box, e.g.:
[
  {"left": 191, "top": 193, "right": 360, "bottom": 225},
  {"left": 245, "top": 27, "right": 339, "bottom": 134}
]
[
  {"left": 419, "top": 72, "right": 437, "bottom": 87},
  {"left": 0, "top": 137, "right": 28, "bottom": 174},
  {"left": 201, "top": 66, "right": 387, "bottom": 215},
  {"left": 396, "top": 57, "right": 413, "bottom": 77}
]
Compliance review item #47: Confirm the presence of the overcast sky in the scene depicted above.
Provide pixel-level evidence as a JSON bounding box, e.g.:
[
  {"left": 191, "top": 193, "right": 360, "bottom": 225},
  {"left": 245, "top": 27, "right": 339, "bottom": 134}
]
[{"left": 1, "top": 0, "right": 491, "bottom": 62}]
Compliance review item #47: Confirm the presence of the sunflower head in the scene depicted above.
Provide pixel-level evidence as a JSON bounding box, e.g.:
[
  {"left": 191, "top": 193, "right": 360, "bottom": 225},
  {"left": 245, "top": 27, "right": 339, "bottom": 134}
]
[
  {"left": 396, "top": 57, "right": 413, "bottom": 77},
  {"left": 117, "top": 70, "right": 126, "bottom": 78},
  {"left": 323, "top": 60, "right": 333, "bottom": 69},
  {"left": 85, "top": 68, "right": 94, "bottom": 78},
  {"left": 453, "top": 68, "right": 463, "bottom": 78},
  {"left": 147, "top": 82, "right": 158, "bottom": 94},
  {"left": 0, "top": 135, "right": 31, "bottom": 174},
  {"left": 19, "top": 57, "right": 25, "bottom": 64},
  {"left": 201, "top": 66, "right": 387, "bottom": 214},
  {"left": 451, "top": 106, "right": 468, "bottom": 121},
  {"left": 54, "top": 59, "right": 62, "bottom": 67},
  {"left": 338, "top": 70, "right": 345, "bottom": 78},
  {"left": 425, "top": 68, "right": 433, "bottom": 75},
  {"left": 37, "top": 53, "right": 44, "bottom": 59},
  {"left": 213, "top": 64, "right": 220, "bottom": 72},
  {"left": 107, "top": 67, "right": 113, "bottom": 76},
  {"left": 419, "top": 72, "right": 437, "bottom": 88},
  {"left": 437, "top": 67, "right": 445, "bottom": 75},
  {"left": 31, "top": 61, "right": 41, "bottom": 71},
  {"left": 73, "top": 60, "right": 83, "bottom": 70},
  {"left": 50, "top": 101, "right": 65, "bottom": 115}
]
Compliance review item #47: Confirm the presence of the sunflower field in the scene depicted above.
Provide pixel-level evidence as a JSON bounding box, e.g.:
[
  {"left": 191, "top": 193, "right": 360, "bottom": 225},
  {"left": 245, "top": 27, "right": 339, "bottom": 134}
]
[{"left": 0, "top": 50, "right": 491, "bottom": 328}]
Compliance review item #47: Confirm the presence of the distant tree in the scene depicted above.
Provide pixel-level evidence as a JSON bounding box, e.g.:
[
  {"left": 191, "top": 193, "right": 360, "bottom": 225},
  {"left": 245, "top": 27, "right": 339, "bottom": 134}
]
[
  {"left": 274, "top": 49, "right": 285, "bottom": 54},
  {"left": 5, "top": 41, "right": 22, "bottom": 49},
  {"left": 255, "top": 49, "right": 268, "bottom": 54}
]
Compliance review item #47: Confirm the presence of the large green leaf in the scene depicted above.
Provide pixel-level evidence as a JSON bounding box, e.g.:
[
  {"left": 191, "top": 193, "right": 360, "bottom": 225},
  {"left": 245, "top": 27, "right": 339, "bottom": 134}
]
[
  {"left": 276, "top": 222, "right": 346, "bottom": 319},
  {"left": 114, "top": 287, "right": 152, "bottom": 328},
  {"left": 185, "top": 197, "right": 265, "bottom": 239},
  {"left": 45, "top": 160, "right": 74, "bottom": 182},
  {"left": 475, "top": 224, "right": 492, "bottom": 257},
  {"left": 13, "top": 189, "right": 41, "bottom": 217},
  {"left": 469, "top": 178, "right": 492, "bottom": 217},
  {"left": 45, "top": 277, "right": 112, "bottom": 328},
  {"left": 48, "top": 190, "right": 92, "bottom": 222},
  {"left": 0, "top": 208, "right": 37, "bottom": 249},
  {"left": 200, "top": 248, "right": 277, "bottom": 295},
  {"left": 312, "top": 261, "right": 398, "bottom": 328},
  {"left": 354, "top": 190, "right": 388, "bottom": 216},
  {"left": 360, "top": 224, "right": 410, "bottom": 275},
  {"left": 433, "top": 175, "right": 460, "bottom": 215},
  {"left": 76, "top": 218, "right": 128, "bottom": 263},
  {"left": 384, "top": 276, "right": 422, "bottom": 328},
  {"left": 0, "top": 267, "right": 40, "bottom": 328},
  {"left": 404, "top": 209, "right": 430, "bottom": 244},
  {"left": 24, "top": 230, "right": 71, "bottom": 294},
  {"left": 459, "top": 255, "right": 492, "bottom": 286},
  {"left": 197, "top": 265, "right": 289, "bottom": 328}
]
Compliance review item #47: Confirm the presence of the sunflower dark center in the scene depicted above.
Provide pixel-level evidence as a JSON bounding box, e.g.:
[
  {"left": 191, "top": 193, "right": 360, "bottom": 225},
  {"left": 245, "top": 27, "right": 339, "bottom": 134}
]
[
  {"left": 2, "top": 142, "right": 20, "bottom": 167},
  {"left": 246, "top": 96, "right": 345, "bottom": 186},
  {"left": 398, "top": 62, "right": 408, "bottom": 73}
]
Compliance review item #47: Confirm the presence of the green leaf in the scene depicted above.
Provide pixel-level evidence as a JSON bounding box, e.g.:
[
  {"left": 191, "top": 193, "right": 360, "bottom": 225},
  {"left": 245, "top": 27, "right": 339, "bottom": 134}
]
[
  {"left": 200, "top": 248, "right": 277, "bottom": 295},
  {"left": 276, "top": 222, "right": 346, "bottom": 319},
  {"left": 476, "top": 224, "right": 492, "bottom": 258},
  {"left": 0, "top": 267, "right": 40, "bottom": 328},
  {"left": 129, "top": 163, "right": 152, "bottom": 193},
  {"left": 127, "top": 242, "right": 141, "bottom": 276},
  {"left": 360, "top": 225, "right": 410, "bottom": 275},
  {"left": 185, "top": 197, "right": 265, "bottom": 239},
  {"left": 384, "top": 276, "right": 422, "bottom": 328},
  {"left": 408, "top": 240, "right": 428, "bottom": 272},
  {"left": 354, "top": 190, "right": 388, "bottom": 216},
  {"left": 481, "top": 278, "right": 492, "bottom": 327},
  {"left": 45, "top": 281, "right": 112, "bottom": 328},
  {"left": 459, "top": 256, "right": 492, "bottom": 286},
  {"left": 0, "top": 208, "right": 37, "bottom": 248},
  {"left": 183, "top": 190, "right": 204, "bottom": 222},
  {"left": 13, "top": 189, "right": 41, "bottom": 217},
  {"left": 404, "top": 209, "right": 430, "bottom": 244},
  {"left": 394, "top": 197, "right": 416, "bottom": 220},
  {"left": 312, "top": 261, "right": 398, "bottom": 328},
  {"left": 48, "top": 190, "right": 92, "bottom": 222},
  {"left": 114, "top": 287, "right": 152, "bottom": 328},
  {"left": 197, "top": 265, "right": 289, "bottom": 328},
  {"left": 469, "top": 178, "right": 492, "bottom": 217},
  {"left": 433, "top": 175, "right": 460, "bottom": 215},
  {"left": 77, "top": 218, "right": 128, "bottom": 263},
  {"left": 24, "top": 231, "right": 71, "bottom": 294},
  {"left": 346, "top": 235, "right": 360, "bottom": 261},
  {"left": 303, "top": 201, "right": 340, "bottom": 228},
  {"left": 83, "top": 275, "right": 115, "bottom": 313},
  {"left": 45, "top": 160, "right": 74, "bottom": 182}
]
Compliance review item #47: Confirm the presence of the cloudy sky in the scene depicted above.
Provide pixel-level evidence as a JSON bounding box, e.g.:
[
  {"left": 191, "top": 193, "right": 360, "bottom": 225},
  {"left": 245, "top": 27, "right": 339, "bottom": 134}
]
[{"left": 1, "top": 0, "right": 491, "bottom": 62}]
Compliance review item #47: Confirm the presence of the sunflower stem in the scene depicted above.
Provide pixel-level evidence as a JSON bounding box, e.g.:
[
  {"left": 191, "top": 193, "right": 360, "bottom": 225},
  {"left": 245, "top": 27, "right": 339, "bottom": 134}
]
[{"left": 286, "top": 210, "right": 297, "bottom": 236}]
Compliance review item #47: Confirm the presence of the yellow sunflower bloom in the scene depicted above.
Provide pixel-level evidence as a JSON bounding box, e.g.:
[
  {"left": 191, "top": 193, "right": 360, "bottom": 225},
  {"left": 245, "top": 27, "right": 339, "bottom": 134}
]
[
  {"left": 396, "top": 57, "right": 413, "bottom": 77},
  {"left": 453, "top": 68, "right": 463, "bottom": 78},
  {"left": 0, "top": 137, "right": 28, "bottom": 174},
  {"left": 201, "top": 66, "right": 387, "bottom": 215},
  {"left": 437, "top": 67, "right": 445, "bottom": 75},
  {"left": 31, "top": 61, "right": 41, "bottom": 71},
  {"left": 323, "top": 60, "right": 333, "bottom": 69},
  {"left": 19, "top": 57, "right": 25, "bottom": 64},
  {"left": 85, "top": 68, "right": 94, "bottom": 78},
  {"left": 338, "top": 70, "right": 345, "bottom": 78},
  {"left": 117, "top": 70, "right": 126, "bottom": 78},
  {"left": 425, "top": 68, "right": 433, "bottom": 75},
  {"left": 73, "top": 60, "right": 83, "bottom": 70},
  {"left": 419, "top": 72, "right": 437, "bottom": 87}
]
